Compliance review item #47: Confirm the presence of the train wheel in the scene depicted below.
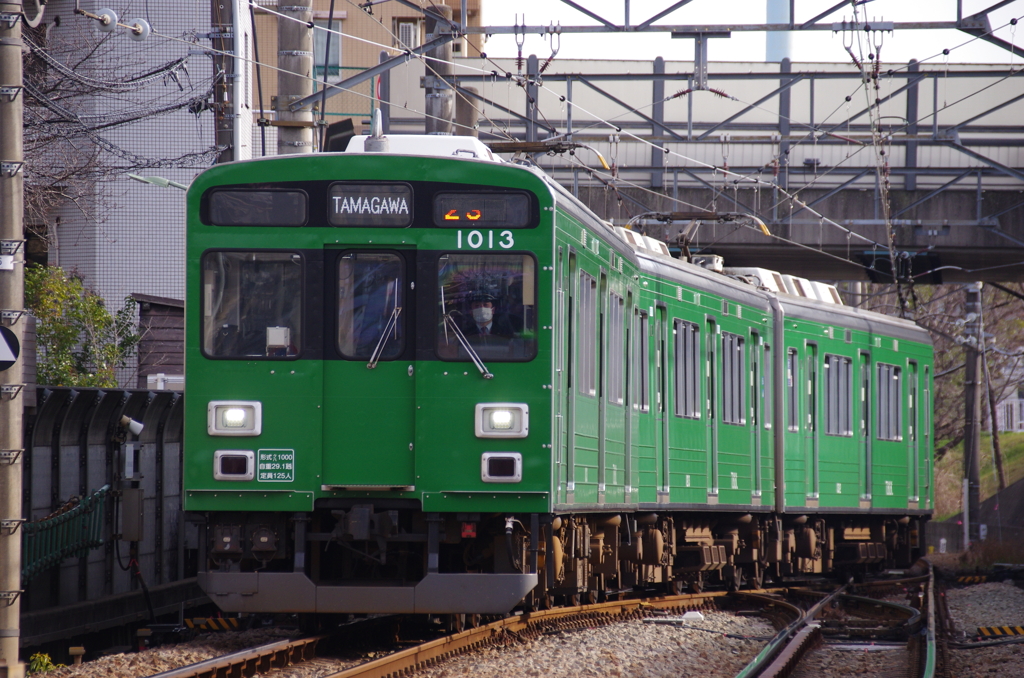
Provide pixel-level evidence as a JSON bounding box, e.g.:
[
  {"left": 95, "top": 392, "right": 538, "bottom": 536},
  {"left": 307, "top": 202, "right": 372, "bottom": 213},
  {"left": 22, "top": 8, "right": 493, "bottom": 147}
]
[
  {"left": 445, "top": 614, "right": 466, "bottom": 634},
  {"left": 669, "top": 579, "right": 685, "bottom": 595},
  {"left": 567, "top": 593, "right": 582, "bottom": 607},
  {"left": 748, "top": 565, "right": 764, "bottom": 590},
  {"left": 467, "top": 614, "right": 481, "bottom": 629},
  {"left": 725, "top": 566, "right": 744, "bottom": 592},
  {"left": 690, "top": 576, "right": 704, "bottom": 594},
  {"left": 539, "top": 593, "right": 553, "bottom": 610},
  {"left": 585, "top": 590, "right": 598, "bottom": 605}
]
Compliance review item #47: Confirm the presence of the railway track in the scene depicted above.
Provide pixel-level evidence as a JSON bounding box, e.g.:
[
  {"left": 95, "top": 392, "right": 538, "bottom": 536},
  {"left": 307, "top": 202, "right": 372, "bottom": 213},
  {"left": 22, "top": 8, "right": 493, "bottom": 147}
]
[
  {"left": 734, "top": 567, "right": 940, "bottom": 678},
  {"left": 141, "top": 570, "right": 944, "bottom": 678}
]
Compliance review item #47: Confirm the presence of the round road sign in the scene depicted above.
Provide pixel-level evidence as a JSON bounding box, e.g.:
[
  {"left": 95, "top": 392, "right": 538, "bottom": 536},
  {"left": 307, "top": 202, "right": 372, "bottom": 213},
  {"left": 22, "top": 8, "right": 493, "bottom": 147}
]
[{"left": 0, "top": 325, "right": 19, "bottom": 372}]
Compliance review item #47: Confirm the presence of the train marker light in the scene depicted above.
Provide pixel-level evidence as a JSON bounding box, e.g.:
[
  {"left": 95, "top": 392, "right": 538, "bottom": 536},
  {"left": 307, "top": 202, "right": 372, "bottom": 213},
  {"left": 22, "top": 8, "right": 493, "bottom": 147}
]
[
  {"left": 208, "top": 401, "right": 262, "bottom": 436},
  {"left": 475, "top": 403, "right": 528, "bottom": 438},
  {"left": 481, "top": 452, "right": 522, "bottom": 483},
  {"left": 214, "top": 450, "right": 254, "bottom": 481}
]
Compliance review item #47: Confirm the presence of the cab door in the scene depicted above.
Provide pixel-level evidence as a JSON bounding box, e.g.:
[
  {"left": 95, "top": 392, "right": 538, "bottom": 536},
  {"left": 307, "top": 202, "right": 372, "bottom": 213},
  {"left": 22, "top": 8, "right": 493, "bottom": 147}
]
[{"left": 321, "top": 248, "right": 416, "bottom": 488}]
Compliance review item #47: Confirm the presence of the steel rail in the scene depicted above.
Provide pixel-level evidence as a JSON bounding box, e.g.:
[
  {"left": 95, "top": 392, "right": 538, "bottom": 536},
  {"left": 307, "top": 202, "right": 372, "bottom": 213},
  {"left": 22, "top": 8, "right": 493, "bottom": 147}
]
[
  {"left": 732, "top": 584, "right": 849, "bottom": 678},
  {"left": 322, "top": 592, "right": 730, "bottom": 678},
  {"left": 146, "top": 633, "right": 326, "bottom": 678}
]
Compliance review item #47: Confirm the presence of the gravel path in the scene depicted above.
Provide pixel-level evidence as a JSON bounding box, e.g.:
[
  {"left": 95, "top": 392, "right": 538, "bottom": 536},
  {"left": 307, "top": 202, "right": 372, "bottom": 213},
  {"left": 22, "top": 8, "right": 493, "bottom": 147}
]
[{"left": 417, "top": 612, "right": 776, "bottom": 678}]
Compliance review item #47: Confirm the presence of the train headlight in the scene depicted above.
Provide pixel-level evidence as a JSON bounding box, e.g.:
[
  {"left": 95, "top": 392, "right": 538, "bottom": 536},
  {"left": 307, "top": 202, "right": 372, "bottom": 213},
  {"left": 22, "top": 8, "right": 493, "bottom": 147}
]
[
  {"left": 475, "top": 403, "right": 528, "bottom": 438},
  {"left": 208, "top": 401, "right": 262, "bottom": 436},
  {"left": 214, "top": 450, "right": 254, "bottom": 481}
]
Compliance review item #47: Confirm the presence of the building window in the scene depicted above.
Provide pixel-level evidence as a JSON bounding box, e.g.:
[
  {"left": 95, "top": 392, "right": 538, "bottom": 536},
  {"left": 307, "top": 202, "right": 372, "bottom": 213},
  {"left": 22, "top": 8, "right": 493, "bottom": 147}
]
[
  {"left": 395, "top": 19, "right": 420, "bottom": 49},
  {"left": 674, "top": 320, "right": 700, "bottom": 418},
  {"left": 825, "top": 354, "right": 853, "bottom": 436},
  {"left": 314, "top": 21, "right": 341, "bottom": 81},
  {"left": 877, "top": 363, "right": 902, "bottom": 441},
  {"left": 608, "top": 293, "right": 624, "bottom": 405},
  {"left": 722, "top": 333, "right": 745, "bottom": 425}
]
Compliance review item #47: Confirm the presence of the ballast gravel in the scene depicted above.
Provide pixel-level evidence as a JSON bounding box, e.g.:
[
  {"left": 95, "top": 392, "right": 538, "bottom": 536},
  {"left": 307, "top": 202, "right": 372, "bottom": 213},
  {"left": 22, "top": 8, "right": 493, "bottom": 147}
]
[
  {"left": 37, "top": 613, "right": 776, "bottom": 678},
  {"left": 418, "top": 612, "right": 776, "bottom": 678},
  {"left": 945, "top": 579, "right": 1024, "bottom": 678}
]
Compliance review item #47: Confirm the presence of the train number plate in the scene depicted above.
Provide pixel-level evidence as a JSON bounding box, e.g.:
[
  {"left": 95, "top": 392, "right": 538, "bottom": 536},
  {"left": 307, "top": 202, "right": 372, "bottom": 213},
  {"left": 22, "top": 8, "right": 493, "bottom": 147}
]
[{"left": 257, "top": 449, "right": 295, "bottom": 482}]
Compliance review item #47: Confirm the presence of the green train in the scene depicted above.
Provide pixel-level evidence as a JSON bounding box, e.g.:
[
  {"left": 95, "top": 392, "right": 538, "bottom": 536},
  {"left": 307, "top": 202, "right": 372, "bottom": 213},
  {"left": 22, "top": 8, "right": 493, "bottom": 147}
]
[{"left": 184, "top": 130, "right": 933, "bottom": 617}]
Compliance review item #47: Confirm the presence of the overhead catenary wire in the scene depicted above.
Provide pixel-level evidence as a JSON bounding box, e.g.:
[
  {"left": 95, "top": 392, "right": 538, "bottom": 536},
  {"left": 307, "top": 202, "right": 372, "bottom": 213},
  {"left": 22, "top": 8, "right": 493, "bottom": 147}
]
[{"left": 75, "top": 1, "right": 1021, "bottom": 282}]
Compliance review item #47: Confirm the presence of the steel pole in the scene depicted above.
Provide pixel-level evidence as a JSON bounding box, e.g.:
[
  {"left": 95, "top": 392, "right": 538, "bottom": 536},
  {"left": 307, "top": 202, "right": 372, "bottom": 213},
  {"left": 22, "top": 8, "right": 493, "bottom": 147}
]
[{"left": 0, "top": 2, "right": 25, "bottom": 676}]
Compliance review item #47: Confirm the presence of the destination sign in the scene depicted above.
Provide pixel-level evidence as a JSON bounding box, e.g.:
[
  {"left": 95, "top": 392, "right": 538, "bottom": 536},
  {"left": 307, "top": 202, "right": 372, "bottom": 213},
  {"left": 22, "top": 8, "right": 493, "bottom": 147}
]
[
  {"left": 328, "top": 183, "right": 413, "bottom": 227},
  {"left": 433, "top": 192, "right": 531, "bottom": 228}
]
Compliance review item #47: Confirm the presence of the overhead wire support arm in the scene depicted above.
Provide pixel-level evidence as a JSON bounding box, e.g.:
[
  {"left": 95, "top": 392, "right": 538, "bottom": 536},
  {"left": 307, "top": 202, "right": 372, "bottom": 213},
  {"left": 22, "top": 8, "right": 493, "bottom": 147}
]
[{"left": 288, "top": 33, "right": 457, "bottom": 112}]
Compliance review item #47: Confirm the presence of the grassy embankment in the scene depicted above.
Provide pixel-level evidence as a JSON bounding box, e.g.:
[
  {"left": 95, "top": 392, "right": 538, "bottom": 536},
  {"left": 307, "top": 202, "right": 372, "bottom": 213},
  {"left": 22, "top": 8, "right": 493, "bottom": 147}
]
[{"left": 933, "top": 431, "right": 1024, "bottom": 521}]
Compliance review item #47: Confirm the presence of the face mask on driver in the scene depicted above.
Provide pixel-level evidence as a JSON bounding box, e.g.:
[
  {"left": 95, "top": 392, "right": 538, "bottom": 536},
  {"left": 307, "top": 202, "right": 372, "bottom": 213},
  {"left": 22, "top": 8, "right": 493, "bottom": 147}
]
[{"left": 473, "top": 307, "right": 493, "bottom": 324}]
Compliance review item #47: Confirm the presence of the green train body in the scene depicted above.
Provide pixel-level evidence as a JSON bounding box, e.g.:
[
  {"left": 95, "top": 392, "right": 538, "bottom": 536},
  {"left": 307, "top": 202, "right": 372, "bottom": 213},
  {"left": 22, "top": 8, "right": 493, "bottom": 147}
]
[{"left": 185, "top": 135, "right": 933, "bottom": 615}]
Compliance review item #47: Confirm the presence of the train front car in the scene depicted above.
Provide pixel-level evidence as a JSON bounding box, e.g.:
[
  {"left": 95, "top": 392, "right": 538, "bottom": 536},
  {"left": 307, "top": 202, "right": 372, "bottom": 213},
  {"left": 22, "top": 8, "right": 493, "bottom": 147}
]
[{"left": 184, "top": 136, "right": 554, "bottom": 616}]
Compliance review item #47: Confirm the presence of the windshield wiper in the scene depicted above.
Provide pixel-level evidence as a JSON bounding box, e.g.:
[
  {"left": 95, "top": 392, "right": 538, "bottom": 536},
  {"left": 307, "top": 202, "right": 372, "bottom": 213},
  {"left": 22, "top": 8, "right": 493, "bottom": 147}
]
[
  {"left": 367, "top": 306, "right": 402, "bottom": 369},
  {"left": 443, "top": 312, "right": 493, "bottom": 379}
]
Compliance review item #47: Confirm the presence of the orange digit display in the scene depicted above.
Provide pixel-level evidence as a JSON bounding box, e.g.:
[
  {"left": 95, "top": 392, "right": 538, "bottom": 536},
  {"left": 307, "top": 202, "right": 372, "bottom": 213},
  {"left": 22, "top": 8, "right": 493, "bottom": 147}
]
[
  {"left": 466, "top": 210, "right": 481, "bottom": 221},
  {"left": 445, "top": 210, "right": 460, "bottom": 220}
]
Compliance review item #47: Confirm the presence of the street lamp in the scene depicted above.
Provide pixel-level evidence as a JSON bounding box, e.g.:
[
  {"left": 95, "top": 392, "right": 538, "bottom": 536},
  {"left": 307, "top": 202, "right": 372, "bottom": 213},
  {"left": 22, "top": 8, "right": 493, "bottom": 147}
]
[{"left": 127, "top": 174, "right": 189, "bottom": 190}]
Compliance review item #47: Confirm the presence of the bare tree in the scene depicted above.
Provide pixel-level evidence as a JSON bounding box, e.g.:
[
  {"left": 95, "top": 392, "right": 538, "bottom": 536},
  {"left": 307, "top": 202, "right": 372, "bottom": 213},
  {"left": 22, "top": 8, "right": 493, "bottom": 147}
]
[{"left": 21, "top": 14, "right": 223, "bottom": 246}]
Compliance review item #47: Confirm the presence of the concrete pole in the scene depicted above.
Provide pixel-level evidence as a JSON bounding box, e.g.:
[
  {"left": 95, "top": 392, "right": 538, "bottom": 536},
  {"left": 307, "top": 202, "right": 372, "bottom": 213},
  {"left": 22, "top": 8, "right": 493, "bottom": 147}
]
[
  {"left": 0, "top": 2, "right": 25, "bottom": 676},
  {"left": 424, "top": 4, "right": 453, "bottom": 135},
  {"left": 212, "top": 0, "right": 235, "bottom": 162},
  {"left": 454, "top": 87, "right": 479, "bottom": 137},
  {"left": 963, "top": 282, "right": 983, "bottom": 547},
  {"left": 277, "top": 1, "right": 314, "bottom": 154},
  {"left": 765, "top": 0, "right": 793, "bottom": 62}
]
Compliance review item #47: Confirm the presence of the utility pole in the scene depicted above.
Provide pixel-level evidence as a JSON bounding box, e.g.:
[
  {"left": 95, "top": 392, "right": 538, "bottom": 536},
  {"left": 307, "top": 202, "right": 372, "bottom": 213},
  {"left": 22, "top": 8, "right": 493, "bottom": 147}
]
[
  {"left": 424, "top": 4, "right": 453, "bottom": 135},
  {"left": 277, "top": 1, "right": 313, "bottom": 154},
  {"left": 211, "top": 0, "right": 235, "bottom": 162},
  {"left": 0, "top": 1, "right": 26, "bottom": 675},
  {"left": 963, "top": 282, "right": 983, "bottom": 549}
]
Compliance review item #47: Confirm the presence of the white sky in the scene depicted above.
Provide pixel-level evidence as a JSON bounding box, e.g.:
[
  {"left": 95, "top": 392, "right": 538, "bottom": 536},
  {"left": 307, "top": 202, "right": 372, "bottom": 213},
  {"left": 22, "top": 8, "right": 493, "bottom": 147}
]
[{"left": 481, "top": 0, "right": 1024, "bottom": 64}]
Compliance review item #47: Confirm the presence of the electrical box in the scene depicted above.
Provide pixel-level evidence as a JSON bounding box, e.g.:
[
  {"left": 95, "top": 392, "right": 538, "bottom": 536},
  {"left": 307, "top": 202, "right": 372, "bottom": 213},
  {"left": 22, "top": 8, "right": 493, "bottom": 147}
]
[{"left": 121, "top": 488, "right": 144, "bottom": 542}]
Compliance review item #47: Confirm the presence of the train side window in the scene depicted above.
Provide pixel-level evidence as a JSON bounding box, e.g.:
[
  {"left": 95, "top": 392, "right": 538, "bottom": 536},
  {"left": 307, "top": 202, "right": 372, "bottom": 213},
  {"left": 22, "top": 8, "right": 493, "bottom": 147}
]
[
  {"left": 608, "top": 292, "right": 625, "bottom": 405},
  {"left": 337, "top": 252, "right": 405, "bottom": 360},
  {"left": 635, "top": 310, "right": 650, "bottom": 412},
  {"left": 201, "top": 251, "right": 303, "bottom": 359},
  {"left": 578, "top": 271, "right": 597, "bottom": 396},
  {"left": 436, "top": 253, "right": 537, "bottom": 362},
  {"left": 674, "top": 320, "right": 700, "bottom": 418},
  {"left": 824, "top": 354, "right": 853, "bottom": 436},
  {"left": 877, "top": 363, "right": 902, "bottom": 441},
  {"left": 786, "top": 349, "right": 799, "bottom": 431},
  {"left": 722, "top": 332, "right": 745, "bottom": 425}
]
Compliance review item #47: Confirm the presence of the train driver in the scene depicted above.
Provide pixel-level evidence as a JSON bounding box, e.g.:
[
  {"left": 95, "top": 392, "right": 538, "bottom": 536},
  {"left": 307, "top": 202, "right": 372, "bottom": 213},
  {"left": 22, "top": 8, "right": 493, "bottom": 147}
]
[{"left": 462, "top": 292, "right": 518, "bottom": 340}]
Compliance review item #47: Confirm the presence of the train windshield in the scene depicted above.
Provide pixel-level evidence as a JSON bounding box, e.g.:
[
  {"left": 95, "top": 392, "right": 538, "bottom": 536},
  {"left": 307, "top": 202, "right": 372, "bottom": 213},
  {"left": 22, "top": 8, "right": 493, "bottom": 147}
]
[
  {"left": 202, "top": 251, "right": 303, "bottom": 358},
  {"left": 337, "top": 252, "right": 405, "bottom": 360},
  {"left": 436, "top": 253, "right": 536, "bottom": 361}
]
